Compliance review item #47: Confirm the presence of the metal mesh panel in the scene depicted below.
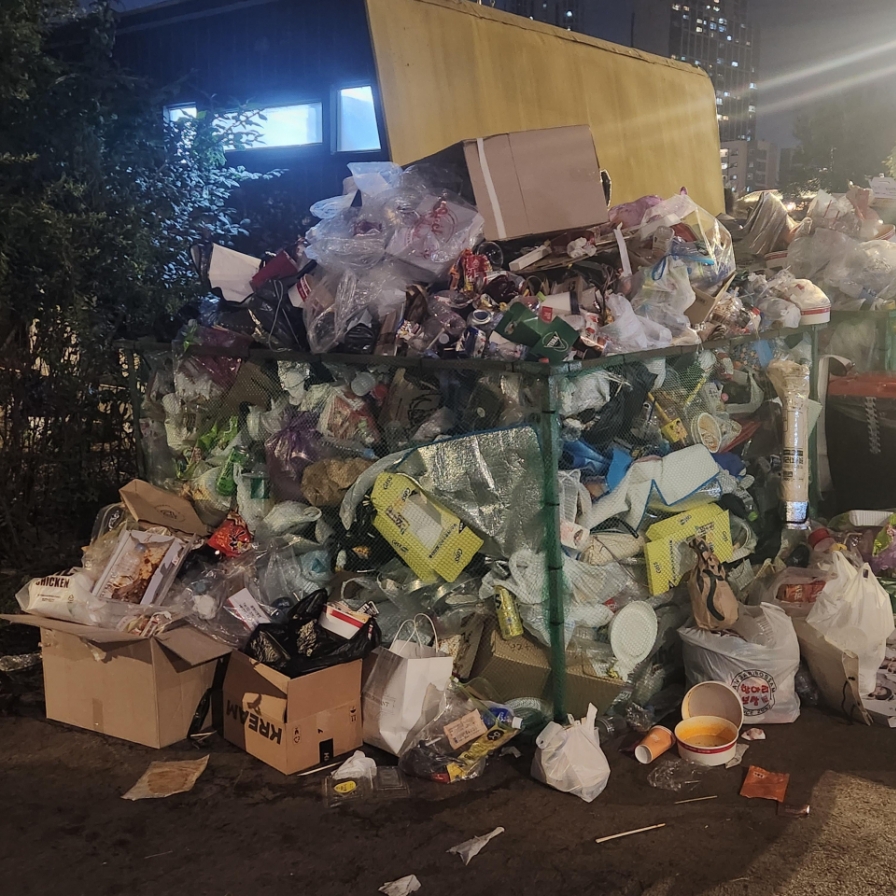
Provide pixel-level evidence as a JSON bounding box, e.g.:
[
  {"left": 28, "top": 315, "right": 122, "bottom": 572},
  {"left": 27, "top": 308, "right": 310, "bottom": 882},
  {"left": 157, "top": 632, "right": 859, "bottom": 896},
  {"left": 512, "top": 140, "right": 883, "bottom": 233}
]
[
  {"left": 129, "top": 323, "right": 817, "bottom": 721},
  {"left": 133, "top": 345, "right": 558, "bottom": 710}
]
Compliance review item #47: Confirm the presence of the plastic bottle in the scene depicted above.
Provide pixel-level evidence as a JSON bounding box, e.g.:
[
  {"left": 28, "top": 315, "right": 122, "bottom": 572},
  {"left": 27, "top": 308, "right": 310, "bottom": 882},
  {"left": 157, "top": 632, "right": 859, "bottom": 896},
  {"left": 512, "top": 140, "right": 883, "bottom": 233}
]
[
  {"left": 593, "top": 714, "right": 629, "bottom": 743},
  {"left": 482, "top": 701, "right": 523, "bottom": 729}
]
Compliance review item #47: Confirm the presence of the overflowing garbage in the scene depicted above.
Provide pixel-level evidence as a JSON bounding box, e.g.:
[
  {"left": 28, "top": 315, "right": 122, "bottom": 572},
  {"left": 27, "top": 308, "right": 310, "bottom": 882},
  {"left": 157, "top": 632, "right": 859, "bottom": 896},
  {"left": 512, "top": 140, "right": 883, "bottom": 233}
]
[{"left": 4, "top": 125, "right": 896, "bottom": 819}]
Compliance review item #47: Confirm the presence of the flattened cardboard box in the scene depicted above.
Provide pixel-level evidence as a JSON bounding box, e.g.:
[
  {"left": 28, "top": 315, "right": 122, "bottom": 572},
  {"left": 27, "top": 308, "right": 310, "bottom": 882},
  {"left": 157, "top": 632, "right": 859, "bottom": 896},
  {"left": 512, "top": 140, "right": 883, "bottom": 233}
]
[
  {"left": 0, "top": 614, "right": 230, "bottom": 748},
  {"left": 119, "top": 479, "right": 209, "bottom": 536},
  {"left": 469, "top": 618, "right": 551, "bottom": 702},
  {"left": 223, "top": 651, "right": 362, "bottom": 775},
  {"left": 413, "top": 125, "right": 609, "bottom": 241}
]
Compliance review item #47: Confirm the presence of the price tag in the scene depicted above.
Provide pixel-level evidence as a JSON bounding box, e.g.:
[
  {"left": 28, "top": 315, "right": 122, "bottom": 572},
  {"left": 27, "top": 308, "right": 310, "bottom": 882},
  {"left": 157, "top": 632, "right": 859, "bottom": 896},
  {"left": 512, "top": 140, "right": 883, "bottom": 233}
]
[{"left": 443, "top": 710, "right": 488, "bottom": 750}]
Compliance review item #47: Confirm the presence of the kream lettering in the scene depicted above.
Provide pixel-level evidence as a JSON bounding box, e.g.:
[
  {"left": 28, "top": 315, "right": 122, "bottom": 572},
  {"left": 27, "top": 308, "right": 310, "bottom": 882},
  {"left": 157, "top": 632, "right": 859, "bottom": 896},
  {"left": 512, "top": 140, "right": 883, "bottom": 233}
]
[{"left": 226, "top": 700, "right": 282, "bottom": 744}]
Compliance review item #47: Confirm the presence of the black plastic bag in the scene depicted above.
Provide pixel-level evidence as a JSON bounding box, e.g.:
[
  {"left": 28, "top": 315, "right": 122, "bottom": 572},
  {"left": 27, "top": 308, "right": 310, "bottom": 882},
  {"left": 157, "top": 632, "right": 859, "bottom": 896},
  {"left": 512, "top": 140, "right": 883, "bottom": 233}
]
[{"left": 244, "top": 589, "right": 381, "bottom": 678}]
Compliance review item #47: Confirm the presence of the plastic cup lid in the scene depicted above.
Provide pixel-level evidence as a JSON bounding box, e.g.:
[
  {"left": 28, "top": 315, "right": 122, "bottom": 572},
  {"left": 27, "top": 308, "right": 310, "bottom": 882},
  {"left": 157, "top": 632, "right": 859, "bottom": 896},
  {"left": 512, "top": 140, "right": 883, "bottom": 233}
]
[
  {"left": 681, "top": 681, "right": 744, "bottom": 728},
  {"left": 609, "top": 602, "right": 658, "bottom": 665}
]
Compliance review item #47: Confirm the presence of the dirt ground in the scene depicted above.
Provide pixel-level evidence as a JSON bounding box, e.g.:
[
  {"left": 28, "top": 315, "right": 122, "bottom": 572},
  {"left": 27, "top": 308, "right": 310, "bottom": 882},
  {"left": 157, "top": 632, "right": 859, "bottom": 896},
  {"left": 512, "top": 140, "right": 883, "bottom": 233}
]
[{"left": 3, "top": 638, "right": 896, "bottom": 896}]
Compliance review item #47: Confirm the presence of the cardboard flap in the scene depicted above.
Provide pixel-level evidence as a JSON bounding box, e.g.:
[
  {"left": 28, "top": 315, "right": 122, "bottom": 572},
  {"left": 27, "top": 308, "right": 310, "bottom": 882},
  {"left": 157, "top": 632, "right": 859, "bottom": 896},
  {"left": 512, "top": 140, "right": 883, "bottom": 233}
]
[
  {"left": 793, "top": 618, "right": 872, "bottom": 725},
  {"left": 119, "top": 480, "right": 209, "bottom": 536},
  {"left": 0, "top": 614, "right": 143, "bottom": 647},
  {"left": 464, "top": 134, "right": 527, "bottom": 240},
  {"left": 225, "top": 650, "right": 290, "bottom": 722},
  {"left": 156, "top": 627, "right": 232, "bottom": 667},
  {"left": 509, "top": 126, "right": 606, "bottom": 234},
  {"left": 286, "top": 660, "right": 362, "bottom": 721}
]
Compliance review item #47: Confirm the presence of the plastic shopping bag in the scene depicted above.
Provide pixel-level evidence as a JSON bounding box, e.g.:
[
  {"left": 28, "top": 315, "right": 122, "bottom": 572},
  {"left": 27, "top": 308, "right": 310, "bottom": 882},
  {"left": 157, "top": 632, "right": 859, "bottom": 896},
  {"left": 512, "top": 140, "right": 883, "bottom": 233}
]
[
  {"left": 362, "top": 615, "right": 455, "bottom": 756},
  {"left": 806, "top": 552, "right": 895, "bottom": 696},
  {"left": 531, "top": 704, "right": 610, "bottom": 802},
  {"left": 679, "top": 603, "right": 801, "bottom": 723}
]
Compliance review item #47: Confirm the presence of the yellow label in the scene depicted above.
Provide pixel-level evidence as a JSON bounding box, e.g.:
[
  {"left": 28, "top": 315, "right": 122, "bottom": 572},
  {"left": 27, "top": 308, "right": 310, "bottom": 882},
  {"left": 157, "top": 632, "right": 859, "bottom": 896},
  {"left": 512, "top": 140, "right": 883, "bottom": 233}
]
[{"left": 333, "top": 781, "right": 357, "bottom": 794}]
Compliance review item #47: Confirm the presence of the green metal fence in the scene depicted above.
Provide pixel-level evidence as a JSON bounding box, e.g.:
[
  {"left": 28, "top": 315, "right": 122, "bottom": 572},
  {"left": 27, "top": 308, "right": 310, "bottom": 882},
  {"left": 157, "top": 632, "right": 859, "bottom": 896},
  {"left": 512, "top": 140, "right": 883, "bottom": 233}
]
[{"left": 122, "top": 322, "right": 820, "bottom": 720}]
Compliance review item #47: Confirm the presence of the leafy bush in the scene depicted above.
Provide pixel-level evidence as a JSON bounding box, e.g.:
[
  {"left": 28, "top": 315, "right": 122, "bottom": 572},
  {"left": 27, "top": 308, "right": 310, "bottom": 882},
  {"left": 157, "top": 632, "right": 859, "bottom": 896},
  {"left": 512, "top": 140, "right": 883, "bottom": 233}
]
[{"left": 0, "top": 1, "right": 273, "bottom": 604}]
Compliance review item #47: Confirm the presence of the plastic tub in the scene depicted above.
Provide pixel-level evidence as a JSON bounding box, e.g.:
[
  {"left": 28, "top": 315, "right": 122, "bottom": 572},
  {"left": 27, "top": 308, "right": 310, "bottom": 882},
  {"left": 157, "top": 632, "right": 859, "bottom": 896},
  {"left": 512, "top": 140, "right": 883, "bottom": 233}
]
[
  {"left": 674, "top": 715, "right": 739, "bottom": 765},
  {"left": 674, "top": 681, "right": 744, "bottom": 767}
]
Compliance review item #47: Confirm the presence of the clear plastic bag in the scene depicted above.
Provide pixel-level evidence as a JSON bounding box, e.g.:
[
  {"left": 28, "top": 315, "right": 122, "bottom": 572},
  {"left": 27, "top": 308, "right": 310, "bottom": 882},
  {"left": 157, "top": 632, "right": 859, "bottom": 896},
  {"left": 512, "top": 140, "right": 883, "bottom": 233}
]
[
  {"left": 639, "top": 194, "right": 735, "bottom": 289},
  {"left": 398, "top": 682, "right": 518, "bottom": 783},
  {"left": 824, "top": 240, "right": 896, "bottom": 305},
  {"left": 601, "top": 293, "right": 672, "bottom": 353},
  {"left": 632, "top": 257, "right": 696, "bottom": 314}
]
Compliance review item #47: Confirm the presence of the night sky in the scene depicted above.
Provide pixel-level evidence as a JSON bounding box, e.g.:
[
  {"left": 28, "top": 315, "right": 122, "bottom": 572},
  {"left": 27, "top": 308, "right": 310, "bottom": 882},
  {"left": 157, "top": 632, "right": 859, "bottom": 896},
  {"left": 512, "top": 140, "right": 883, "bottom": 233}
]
[{"left": 753, "top": 0, "right": 896, "bottom": 147}]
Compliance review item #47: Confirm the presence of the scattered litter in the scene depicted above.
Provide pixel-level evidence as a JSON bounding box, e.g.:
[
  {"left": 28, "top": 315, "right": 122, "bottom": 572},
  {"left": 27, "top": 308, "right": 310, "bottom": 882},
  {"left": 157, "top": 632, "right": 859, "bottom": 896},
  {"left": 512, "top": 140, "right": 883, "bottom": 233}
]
[
  {"left": 595, "top": 822, "right": 666, "bottom": 844},
  {"left": 674, "top": 795, "right": 718, "bottom": 805},
  {"left": 296, "top": 760, "right": 341, "bottom": 777},
  {"left": 447, "top": 827, "right": 505, "bottom": 865},
  {"left": 741, "top": 728, "right": 766, "bottom": 741},
  {"left": 500, "top": 746, "right": 522, "bottom": 759},
  {"left": 379, "top": 875, "right": 421, "bottom": 896},
  {"left": 0, "top": 653, "right": 40, "bottom": 672},
  {"left": 331, "top": 750, "right": 377, "bottom": 781},
  {"left": 777, "top": 802, "right": 811, "bottom": 818},
  {"left": 739, "top": 766, "right": 790, "bottom": 804},
  {"left": 647, "top": 758, "right": 707, "bottom": 792},
  {"left": 122, "top": 756, "right": 209, "bottom": 800},
  {"left": 726, "top": 744, "right": 750, "bottom": 769}
]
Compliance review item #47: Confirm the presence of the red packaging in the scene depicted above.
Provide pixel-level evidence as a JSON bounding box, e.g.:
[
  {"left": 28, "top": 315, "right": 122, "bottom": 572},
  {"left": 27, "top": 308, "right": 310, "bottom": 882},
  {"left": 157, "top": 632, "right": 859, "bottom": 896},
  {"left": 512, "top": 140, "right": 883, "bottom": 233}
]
[{"left": 208, "top": 513, "right": 253, "bottom": 557}]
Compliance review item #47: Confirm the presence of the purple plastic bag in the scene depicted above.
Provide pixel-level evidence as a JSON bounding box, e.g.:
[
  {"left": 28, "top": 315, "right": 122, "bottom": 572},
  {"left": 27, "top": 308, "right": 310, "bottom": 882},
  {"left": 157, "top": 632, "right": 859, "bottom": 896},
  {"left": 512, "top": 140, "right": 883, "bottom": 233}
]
[{"left": 265, "top": 413, "right": 325, "bottom": 502}]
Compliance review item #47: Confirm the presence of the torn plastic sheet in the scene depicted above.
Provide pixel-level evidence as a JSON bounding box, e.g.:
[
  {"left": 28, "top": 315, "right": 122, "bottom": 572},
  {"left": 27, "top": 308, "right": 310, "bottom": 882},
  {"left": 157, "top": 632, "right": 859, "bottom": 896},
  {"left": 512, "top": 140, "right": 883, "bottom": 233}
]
[
  {"left": 585, "top": 445, "right": 721, "bottom": 530},
  {"left": 394, "top": 426, "right": 544, "bottom": 557},
  {"left": 447, "top": 827, "right": 505, "bottom": 865},
  {"left": 481, "top": 549, "right": 630, "bottom": 646}
]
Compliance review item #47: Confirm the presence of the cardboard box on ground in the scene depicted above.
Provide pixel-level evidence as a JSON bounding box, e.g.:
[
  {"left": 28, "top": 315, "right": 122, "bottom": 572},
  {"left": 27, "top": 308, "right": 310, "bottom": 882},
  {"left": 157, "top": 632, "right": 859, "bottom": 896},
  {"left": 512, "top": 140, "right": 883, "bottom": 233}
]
[
  {"left": 222, "top": 652, "right": 362, "bottom": 775},
  {"left": 0, "top": 614, "right": 230, "bottom": 748}
]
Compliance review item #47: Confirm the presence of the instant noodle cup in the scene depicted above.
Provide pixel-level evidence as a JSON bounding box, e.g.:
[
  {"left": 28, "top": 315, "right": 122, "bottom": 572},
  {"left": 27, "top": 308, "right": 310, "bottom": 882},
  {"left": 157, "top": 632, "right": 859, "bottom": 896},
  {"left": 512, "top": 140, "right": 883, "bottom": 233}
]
[{"left": 674, "top": 681, "right": 744, "bottom": 766}]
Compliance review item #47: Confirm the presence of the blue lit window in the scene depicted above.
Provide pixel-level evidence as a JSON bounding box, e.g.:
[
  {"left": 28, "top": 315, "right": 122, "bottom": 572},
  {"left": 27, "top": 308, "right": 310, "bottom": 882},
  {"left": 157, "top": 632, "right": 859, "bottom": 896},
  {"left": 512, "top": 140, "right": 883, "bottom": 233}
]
[
  {"left": 220, "top": 103, "right": 323, "bottom": 150},
  {"left": 337, "top": 86, "right": 381, "bottom": 152},
  {"left": 163, "top": 102, "right": 323, "bottom": 150},
  {"left": 165, "top": 104, "right": 197, "bottom": 122}
]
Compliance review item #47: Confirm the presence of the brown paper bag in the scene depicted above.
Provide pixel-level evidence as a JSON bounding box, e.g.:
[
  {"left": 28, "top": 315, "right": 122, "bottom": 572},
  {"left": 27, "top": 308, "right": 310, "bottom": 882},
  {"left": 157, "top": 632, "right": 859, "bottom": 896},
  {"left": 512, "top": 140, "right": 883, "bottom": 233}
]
[{"left": 688, "top": 537, "right": 739, "bottom": 631}]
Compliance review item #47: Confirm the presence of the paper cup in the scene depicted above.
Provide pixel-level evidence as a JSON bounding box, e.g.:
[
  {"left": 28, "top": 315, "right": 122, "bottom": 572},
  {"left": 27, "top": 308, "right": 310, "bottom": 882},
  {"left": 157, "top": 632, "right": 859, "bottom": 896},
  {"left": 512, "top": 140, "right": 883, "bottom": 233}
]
[{"left": 634, "top": 725, "right": 675, "bottom": 765}]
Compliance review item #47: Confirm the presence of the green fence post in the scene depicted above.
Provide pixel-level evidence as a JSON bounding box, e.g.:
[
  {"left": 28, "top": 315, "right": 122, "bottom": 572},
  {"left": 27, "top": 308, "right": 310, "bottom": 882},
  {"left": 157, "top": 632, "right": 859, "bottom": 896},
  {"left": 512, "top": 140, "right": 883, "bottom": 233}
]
[{"left": 538, "top": 369, "right": 566, "bottom": 720}]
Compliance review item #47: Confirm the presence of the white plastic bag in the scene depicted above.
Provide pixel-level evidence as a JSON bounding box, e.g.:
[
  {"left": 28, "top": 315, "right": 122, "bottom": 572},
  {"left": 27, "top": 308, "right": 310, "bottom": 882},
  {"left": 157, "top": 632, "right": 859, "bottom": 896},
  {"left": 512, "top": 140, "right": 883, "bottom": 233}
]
[
  {"left": 807, "top": 552, "right": 895, "bottom": 696},
  {"left": 531, "top": 704, "right": 611, "bottom": 802},
  {"left": 679, "top": 603, "right": 801, "bottom": 723}
]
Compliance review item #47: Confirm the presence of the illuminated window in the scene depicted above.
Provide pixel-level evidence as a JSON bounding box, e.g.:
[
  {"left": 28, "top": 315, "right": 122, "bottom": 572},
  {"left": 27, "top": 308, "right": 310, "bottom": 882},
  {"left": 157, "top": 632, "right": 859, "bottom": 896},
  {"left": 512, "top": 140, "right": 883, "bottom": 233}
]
[
  {"left": 165, "top": 104, "right": 197, "bottom": 122},
  {"left": 217, "top": 103, "right": 323, "bottom": 150},
  {"left": 336, "top": 86, "right": 381, "bottom": 152}
]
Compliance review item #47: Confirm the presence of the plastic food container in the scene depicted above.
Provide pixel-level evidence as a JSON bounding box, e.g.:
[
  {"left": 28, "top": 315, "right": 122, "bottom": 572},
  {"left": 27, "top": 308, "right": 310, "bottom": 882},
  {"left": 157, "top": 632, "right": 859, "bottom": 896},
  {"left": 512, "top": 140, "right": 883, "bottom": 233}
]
[{"left": 674, "top": 681, "right": 744, "bottom": 766}]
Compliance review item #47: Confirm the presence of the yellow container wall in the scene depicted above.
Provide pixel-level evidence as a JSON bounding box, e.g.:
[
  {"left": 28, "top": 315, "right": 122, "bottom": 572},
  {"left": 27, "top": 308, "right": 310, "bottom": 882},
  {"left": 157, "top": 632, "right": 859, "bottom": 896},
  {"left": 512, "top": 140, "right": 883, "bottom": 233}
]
[{"left": 366, "top": 0, "right": 724, "bottom": 215}]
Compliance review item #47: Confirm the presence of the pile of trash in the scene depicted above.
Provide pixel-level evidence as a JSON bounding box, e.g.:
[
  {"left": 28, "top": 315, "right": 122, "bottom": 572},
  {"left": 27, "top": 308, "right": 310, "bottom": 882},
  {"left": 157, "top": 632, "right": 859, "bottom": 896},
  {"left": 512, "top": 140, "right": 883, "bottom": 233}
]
[{"left": 12, "top": 127, "right": 885, "bottom": 794}]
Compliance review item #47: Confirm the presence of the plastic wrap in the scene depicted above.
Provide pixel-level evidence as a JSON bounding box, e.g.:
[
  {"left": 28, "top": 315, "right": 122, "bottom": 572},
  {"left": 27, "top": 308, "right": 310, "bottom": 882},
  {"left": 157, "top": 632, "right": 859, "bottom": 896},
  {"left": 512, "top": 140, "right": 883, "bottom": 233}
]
[{"left": 639, "top": 194, "right": 735, "bottom": 289}]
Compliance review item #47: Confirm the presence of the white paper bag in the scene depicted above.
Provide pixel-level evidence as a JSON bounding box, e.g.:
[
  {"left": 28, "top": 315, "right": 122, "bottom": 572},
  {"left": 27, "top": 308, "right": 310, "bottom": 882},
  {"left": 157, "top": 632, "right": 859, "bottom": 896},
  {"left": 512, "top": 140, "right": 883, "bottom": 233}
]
[{"left": 362, "top": 615, "right": 455, "bottom": 755}]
